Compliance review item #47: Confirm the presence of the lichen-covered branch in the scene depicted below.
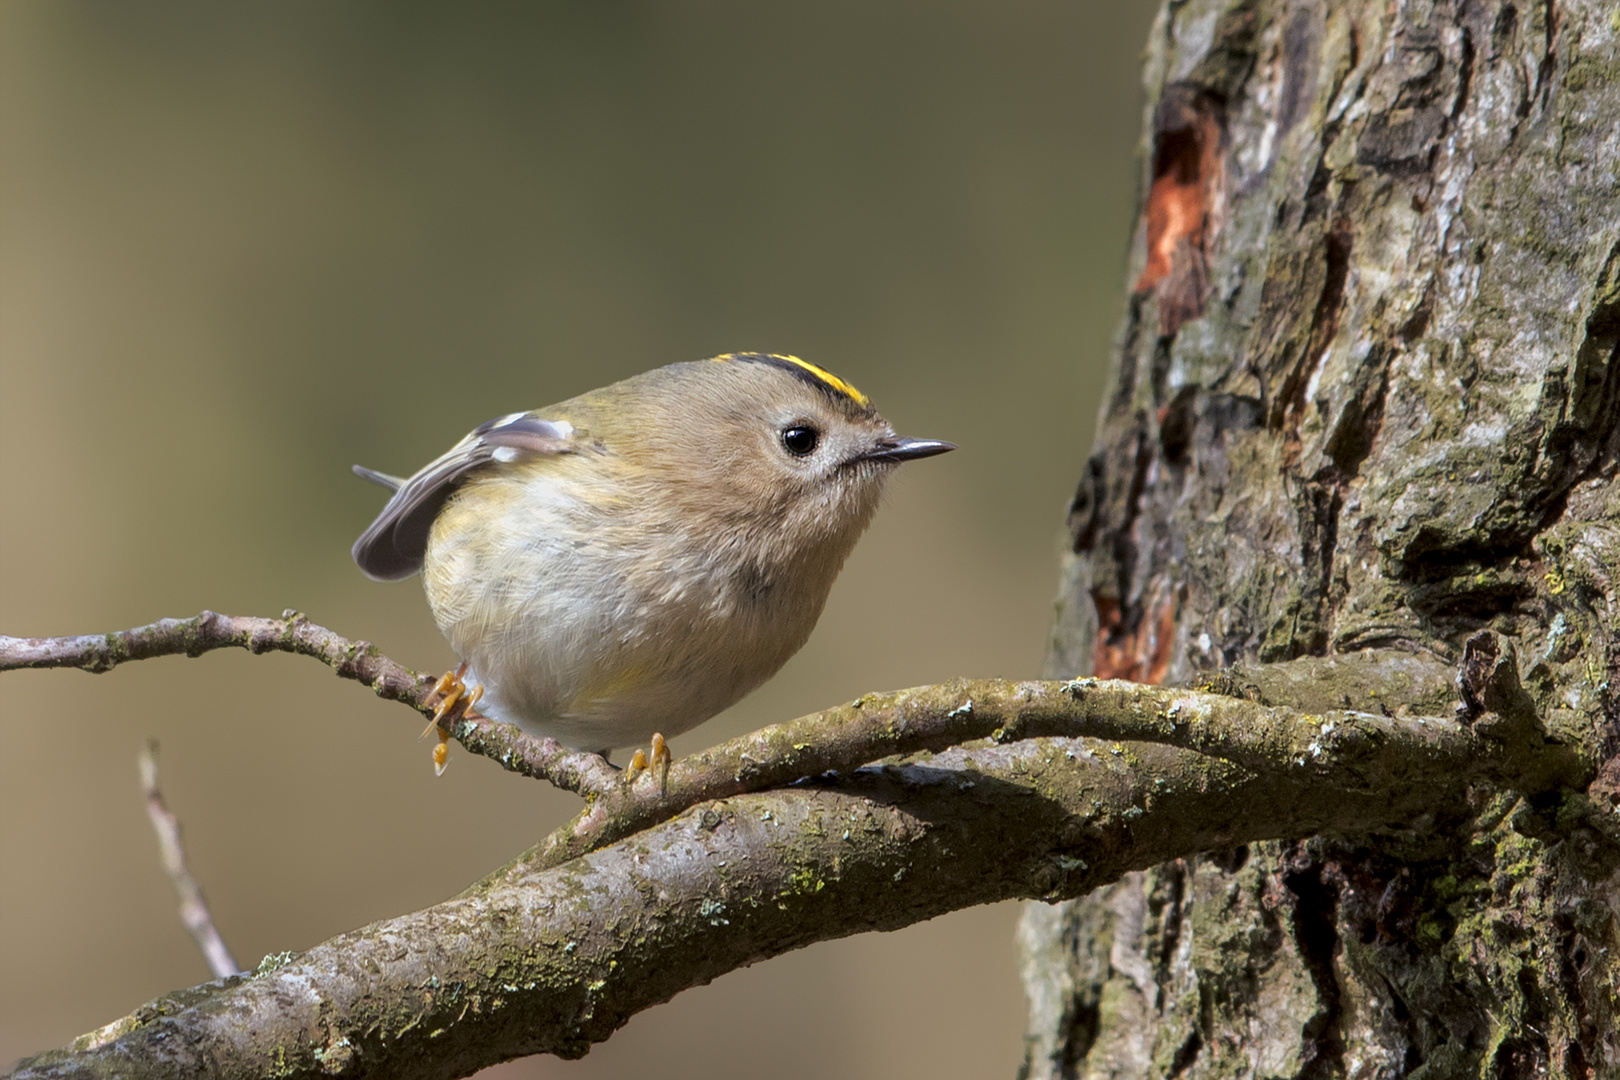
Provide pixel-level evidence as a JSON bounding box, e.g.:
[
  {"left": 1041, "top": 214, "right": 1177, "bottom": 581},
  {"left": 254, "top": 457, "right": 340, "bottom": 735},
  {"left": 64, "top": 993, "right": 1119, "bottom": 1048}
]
[
  {"left": 14, "top": 726, "right": 1484, "bottom": 1080},
  {"left": 7, "top": 613, "right": 1583, "bottom": 873},
  {"left": 6, "top": 613, "right": 1588, "bottom": 875},
  {"left": 5, "top": 613, "right": 1592, "bottom": 1077},
  {"left": 528, "top": 660, "right": 1576, "bottom": 873}
]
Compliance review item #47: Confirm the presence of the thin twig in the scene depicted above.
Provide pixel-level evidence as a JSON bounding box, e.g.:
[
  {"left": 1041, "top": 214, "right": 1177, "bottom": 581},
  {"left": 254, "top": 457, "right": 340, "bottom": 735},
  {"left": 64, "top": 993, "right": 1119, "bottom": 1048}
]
[
  {"left": 0, "top": 611, "right": 617, "bottom": 798},
  {"left": 138, "top": 740, "right": 239, "bottom": 980},
  {"left": 442, "top": 717, "right": 621, "bottom": 796}
]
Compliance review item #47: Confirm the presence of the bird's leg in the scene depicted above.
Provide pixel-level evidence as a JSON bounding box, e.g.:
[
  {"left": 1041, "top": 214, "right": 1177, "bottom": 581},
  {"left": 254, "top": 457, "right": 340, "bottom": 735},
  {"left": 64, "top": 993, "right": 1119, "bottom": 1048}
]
[
  {"left": 422, "top": 661, "right": 485, "bottom": 776},
  {"left": 625, "top": 732, "right": 670, "bottom": 792}
]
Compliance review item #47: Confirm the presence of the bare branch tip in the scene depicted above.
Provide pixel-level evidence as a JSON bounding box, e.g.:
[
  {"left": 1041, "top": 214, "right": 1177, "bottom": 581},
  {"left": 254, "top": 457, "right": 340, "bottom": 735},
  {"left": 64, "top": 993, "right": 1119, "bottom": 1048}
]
[{"left": 136, "top": 736, "right": 239, "bottom": 981}]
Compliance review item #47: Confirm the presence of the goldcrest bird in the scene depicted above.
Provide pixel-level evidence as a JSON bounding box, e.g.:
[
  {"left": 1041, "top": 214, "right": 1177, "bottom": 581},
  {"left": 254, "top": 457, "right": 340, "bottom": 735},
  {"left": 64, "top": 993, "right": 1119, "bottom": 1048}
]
[{"left": 351, "top": 353, "right": 953, "bottom": 773}]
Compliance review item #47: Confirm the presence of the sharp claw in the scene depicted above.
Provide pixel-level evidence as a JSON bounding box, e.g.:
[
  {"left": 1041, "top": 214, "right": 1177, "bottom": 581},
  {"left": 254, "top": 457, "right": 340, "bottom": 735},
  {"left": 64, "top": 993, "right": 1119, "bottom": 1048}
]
[
  {"left": 424, "top": 662, "right": 467, "bottom": 737},
  {"left": 428, "top": 662, "right": 468, "bottom": 709},
  {"left": 651, "top": 732, "right": 670, "bottom": 793},
  {"left": 624, "top": 735, "right": 671, "bottom": 791},
  {"left": 429, "top": 681, "right": 464, "bottom": 725},
  {"left": 423, "top": 662, "right": 481, "bottom": 773}
]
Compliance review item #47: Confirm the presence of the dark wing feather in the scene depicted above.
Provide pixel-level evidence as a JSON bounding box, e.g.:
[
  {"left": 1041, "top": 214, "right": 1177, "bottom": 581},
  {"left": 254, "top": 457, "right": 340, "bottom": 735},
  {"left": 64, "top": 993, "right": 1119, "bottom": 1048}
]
[{"left": 351, "top": 414, "right": 574, "bottom": 581}]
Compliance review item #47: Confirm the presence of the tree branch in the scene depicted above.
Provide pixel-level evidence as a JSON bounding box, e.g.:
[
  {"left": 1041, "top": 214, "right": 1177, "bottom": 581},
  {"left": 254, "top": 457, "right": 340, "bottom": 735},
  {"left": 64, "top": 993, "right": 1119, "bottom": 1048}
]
[
  {"left": 7, "top": 615, "right": 1588, "bottom": 1078},
  {"left": 1, "top": 610, "right": 423, "bottom": 690},
  {"left": 15, "top": 728, "right": 1480, "bottom": 1080},
  {"left": 6, "top": 614, "right": 1584, "bottom": 872},
  {"left": 526, "top": 672, "right": 1514, "bottom": 873},
  {"left": 0, "top": 612, "right": 618, "bottom": 797}
]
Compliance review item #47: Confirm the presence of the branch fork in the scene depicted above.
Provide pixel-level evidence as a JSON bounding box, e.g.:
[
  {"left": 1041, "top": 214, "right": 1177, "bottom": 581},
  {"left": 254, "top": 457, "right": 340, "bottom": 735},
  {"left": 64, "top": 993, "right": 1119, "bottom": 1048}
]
[{"left": 2, "top": 612, "right": 1591, "bottom": 1079}]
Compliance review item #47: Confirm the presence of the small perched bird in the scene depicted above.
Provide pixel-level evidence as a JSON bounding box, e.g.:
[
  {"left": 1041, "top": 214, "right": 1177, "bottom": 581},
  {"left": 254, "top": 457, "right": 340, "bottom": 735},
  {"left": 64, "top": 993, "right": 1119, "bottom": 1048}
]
[{"left": 351, "top": 353, "right": 953, "bottom": 775}]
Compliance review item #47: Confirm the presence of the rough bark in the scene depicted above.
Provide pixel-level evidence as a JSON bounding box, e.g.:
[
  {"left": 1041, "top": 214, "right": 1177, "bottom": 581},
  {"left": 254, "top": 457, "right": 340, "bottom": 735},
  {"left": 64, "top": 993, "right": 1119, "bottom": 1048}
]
[{"left": 1022, "top": 1, "right": 1620, "bottom": 1077}]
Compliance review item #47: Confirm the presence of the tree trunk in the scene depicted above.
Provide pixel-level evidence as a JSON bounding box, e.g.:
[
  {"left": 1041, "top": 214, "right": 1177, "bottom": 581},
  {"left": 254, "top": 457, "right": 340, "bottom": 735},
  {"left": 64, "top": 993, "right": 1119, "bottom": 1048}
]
[{"left": 1021, "top": 0, "right": 1619, "bottom": 1077}]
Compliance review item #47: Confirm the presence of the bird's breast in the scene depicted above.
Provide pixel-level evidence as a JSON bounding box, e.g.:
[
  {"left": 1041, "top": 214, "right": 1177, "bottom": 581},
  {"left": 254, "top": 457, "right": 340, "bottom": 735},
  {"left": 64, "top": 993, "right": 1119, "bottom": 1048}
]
[{"left": 419, "top": 470, "right": 839, "bottom": 747}]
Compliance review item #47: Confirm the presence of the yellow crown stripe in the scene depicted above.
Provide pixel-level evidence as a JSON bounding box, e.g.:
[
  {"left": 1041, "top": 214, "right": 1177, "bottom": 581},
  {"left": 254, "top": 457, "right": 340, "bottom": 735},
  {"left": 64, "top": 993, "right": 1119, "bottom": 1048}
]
[
  {"left": 775, "top": 355, "right": 870, "bottom": 407},
  {"left": 713, "top": 353, "right": 870, "bottom": 408}
]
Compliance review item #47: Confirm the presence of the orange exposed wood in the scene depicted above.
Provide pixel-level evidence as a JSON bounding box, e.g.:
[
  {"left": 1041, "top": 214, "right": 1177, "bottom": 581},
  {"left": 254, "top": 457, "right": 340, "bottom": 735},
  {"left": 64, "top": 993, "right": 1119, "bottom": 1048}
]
[
  {"left": 1135, "top": 156, "right": 1205, "bottom": 293},
  {"left": 1091, "top": 592, "right": 1177, "bottom": 686},
  {"left": 1133, "top": 91, "right": 1223, "bottom": 337}
]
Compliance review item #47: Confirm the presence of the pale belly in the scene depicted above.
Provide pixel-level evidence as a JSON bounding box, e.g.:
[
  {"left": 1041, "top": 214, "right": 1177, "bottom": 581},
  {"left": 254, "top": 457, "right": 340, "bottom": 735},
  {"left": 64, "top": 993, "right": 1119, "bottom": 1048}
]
[{"left": 421, "top": 478, "right": 824, "bottom": 752}]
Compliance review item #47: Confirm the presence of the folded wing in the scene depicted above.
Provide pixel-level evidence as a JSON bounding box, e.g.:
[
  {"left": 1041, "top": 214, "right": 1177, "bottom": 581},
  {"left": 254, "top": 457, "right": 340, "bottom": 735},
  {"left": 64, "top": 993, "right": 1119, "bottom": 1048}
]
[{"left": 351, "top": 413, "right": 574, "bottom": 581}]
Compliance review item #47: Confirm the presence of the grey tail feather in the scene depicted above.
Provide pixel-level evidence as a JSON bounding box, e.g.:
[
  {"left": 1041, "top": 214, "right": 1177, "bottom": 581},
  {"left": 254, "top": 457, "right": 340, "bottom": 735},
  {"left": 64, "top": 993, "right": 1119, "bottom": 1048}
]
[{"left": 352, "top": 464, "right": 406, "bottom": 492}]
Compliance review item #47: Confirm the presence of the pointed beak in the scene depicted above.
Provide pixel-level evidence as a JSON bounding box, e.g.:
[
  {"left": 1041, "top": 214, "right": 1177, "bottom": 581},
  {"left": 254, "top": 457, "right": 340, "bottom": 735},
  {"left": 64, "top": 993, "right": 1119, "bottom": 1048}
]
[{"left": 856, "top": 437, "right": 957, "bottom": 464}]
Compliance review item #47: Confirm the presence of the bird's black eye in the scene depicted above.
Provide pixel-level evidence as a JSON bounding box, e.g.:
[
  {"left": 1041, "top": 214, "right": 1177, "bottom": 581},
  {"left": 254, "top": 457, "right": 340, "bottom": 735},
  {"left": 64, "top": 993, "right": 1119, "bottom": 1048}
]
[{"left": 780, "top": 425, "right": 820, "bottom": 456}]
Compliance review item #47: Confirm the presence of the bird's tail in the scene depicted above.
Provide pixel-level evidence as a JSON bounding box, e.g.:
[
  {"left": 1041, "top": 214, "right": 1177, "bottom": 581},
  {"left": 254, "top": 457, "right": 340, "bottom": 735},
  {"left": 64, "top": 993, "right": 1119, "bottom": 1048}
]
[{"left": 352, "top": 464, "right": 406, "bottom": 492}]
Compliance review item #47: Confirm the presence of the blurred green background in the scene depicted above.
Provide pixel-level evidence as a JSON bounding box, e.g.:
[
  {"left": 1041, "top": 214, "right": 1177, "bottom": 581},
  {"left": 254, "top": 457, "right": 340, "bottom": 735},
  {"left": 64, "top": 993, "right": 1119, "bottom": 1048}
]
[{"left": 0, "top": 2, "right": 1157, "bottom": 1075}]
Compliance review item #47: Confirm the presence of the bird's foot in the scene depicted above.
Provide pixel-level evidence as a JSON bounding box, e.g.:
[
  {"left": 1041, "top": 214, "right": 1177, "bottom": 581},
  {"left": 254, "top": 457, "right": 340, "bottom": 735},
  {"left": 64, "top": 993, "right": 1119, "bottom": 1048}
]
[
  {"left": 422, "top": 661, "right": 486, "bottom": 776},
  {"left": 625, "top": 732, "right": 670, "bottom": 792}
]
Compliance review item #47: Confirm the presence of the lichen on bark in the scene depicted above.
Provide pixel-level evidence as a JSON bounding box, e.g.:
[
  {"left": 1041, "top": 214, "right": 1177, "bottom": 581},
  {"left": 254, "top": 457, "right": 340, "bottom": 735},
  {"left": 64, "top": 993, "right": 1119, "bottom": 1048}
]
[{"left": 1022, "top": 0, "right": 1620, "bottom": 1076}]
